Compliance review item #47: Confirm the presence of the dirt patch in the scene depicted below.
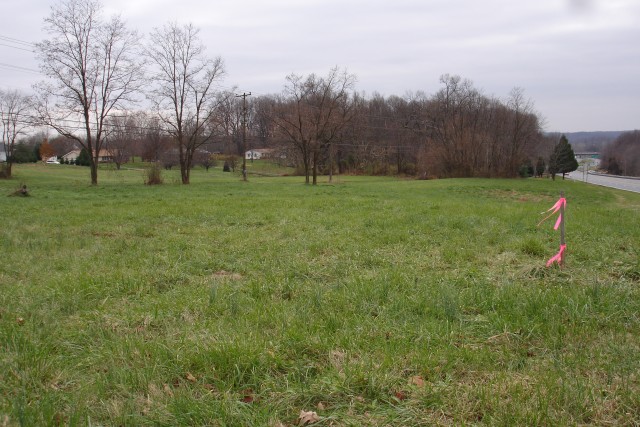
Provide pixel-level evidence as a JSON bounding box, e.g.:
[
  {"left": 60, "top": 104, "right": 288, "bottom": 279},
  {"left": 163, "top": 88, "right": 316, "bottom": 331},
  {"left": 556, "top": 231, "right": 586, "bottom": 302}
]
[
  {"left": 212, "top": 270, "right": 243, "bottom": 280},
  {"left": 485, "top": 189, "right": 551, "bottom": 203}
]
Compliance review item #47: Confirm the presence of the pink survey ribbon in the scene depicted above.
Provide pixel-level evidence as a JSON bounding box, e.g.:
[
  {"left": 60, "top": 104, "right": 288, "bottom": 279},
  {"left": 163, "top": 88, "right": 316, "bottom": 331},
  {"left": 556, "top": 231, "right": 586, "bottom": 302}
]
[
  {"left": 546, "top": 244, "right": 566, "bottom": 267},
  {"left": 538, "top": 197, "right": 566, "bottom": 230},
  {"left": 538, "top": 197, "right": 567, "bottom": 267}
]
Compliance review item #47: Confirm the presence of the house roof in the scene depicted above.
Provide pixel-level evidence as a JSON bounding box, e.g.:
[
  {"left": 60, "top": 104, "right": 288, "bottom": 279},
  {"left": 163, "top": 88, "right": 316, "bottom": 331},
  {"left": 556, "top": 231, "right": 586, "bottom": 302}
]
[
  {"left": 63, "top": 149, "right": 81, "bottom": 157},
  {"left": 62, "top": 149, "right": 115, "bottom": 157},
  {"left": 247, "top": 148, "right": 273, "bottom": 154}
]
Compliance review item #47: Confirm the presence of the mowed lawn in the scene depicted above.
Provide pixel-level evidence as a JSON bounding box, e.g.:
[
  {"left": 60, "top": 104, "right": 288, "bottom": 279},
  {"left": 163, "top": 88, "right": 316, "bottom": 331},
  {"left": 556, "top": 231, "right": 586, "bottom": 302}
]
[{"left": 1, "top": 164, "right": 639, "bottom": 426}]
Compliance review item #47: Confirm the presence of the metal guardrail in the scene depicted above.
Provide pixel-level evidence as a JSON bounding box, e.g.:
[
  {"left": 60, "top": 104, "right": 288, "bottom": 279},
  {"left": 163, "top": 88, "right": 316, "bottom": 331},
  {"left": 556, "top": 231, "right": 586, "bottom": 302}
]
[{"left": 588, "top": 171, "right": 640, "bottom": 181}]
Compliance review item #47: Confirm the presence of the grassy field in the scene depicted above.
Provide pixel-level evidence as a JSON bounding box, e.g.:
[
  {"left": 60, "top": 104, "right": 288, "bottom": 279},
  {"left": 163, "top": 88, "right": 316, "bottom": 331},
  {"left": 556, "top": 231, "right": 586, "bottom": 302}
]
[{"left": 1, "top": 163, "right": 639, "bottom": 426}]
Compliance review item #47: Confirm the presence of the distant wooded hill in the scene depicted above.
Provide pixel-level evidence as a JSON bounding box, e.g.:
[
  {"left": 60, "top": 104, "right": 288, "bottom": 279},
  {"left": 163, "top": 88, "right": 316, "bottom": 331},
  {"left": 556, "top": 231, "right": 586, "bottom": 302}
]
[{"left": 547, "top": 131, "right": 628, "bottom": 153}]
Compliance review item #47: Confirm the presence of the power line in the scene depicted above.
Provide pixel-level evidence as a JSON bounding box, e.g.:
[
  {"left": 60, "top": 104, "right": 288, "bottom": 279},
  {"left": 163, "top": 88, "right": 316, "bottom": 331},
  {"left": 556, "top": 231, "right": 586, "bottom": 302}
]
[
  {"left": 0, "top": 62, "right": 41, "bottom": 74},
  {"left": 0, "top": 34, "right": 36, "bottom": 47},
  {"left": 0, "top": 42, "right": 35, "bottom": 53}
]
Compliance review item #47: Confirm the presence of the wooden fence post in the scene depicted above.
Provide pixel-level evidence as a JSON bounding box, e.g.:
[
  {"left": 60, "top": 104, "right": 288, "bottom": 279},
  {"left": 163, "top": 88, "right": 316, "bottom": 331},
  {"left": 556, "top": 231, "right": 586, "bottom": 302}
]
[{"left": 559, "top": 191, "right": 566, "bottom": 266}]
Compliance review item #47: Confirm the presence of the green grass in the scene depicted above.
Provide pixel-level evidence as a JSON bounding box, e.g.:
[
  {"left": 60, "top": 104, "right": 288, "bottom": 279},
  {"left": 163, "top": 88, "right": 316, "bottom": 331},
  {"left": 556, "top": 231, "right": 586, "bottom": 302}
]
[{"left": 1, "top": 163, "right": 639, "bottom": 426}]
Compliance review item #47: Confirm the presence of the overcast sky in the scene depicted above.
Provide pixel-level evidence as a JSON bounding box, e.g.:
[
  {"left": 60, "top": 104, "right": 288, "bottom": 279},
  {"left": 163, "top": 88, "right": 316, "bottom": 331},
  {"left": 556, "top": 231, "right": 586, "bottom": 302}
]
[{"left": 1, "top": 0, "right": 638, "bottom": 132}]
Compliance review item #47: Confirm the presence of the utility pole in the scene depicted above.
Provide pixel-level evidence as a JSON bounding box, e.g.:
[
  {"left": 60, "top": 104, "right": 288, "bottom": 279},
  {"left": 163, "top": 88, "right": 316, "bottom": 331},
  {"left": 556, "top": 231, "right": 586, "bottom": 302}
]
[{"left": 236, "top": 92, "right": 251, "bottom": 181}]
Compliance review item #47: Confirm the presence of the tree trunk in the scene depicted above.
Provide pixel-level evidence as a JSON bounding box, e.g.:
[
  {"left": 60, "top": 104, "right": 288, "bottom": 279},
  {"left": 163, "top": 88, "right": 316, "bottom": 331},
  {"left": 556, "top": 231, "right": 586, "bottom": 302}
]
[
  {"left": 312, "top": 150, "right": 318, "bottom": 185},
  {"left": 329, "top": 143, "right": 333, "bottom": 183},
  {"left": 181, "top": 161, "right": 190, "bottom": 184},
  {"left": 303, "top": 154, "right": 310, "bottom": 184}
]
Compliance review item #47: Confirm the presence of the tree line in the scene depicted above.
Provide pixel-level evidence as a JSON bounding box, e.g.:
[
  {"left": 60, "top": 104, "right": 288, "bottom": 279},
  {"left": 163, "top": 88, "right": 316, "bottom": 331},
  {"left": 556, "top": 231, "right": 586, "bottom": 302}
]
[
  {"left": 600, "top": 131, "right": 640, "bottom": 177},
  {"left": 1, "top": 0, "right": 578, "bottom": 184}
]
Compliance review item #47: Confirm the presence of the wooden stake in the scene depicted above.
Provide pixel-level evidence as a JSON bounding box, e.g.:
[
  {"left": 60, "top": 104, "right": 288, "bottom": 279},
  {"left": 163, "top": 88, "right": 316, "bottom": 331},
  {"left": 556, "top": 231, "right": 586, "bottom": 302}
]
[{"left": 559, "top": 191, "right": 565, "bottom": 266}]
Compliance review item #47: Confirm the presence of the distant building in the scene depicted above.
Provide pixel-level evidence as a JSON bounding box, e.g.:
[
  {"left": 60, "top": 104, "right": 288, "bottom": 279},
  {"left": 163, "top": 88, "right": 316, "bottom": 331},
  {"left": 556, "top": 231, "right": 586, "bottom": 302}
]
[
  {"left": 61, "top": 149, "right": 116, "bottom": 163},
  {"left": 245, "top": 148, "right": 274, "bottom": 160},
  {"left": 62, "top": 150, "right": 81, "bottom": 162},
  {"left": 95, "top": 149, "right": 115, "bottom": 163},
  {"left": 0, "top": 147, "right": 6, "bottom": 162}
]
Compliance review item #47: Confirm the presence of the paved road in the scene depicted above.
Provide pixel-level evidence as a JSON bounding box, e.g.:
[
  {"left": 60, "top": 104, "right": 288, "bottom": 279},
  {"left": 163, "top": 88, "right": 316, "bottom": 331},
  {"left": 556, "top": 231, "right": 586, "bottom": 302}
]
[{"left": 567, "top": 170, "right": 640, "bottom": 193}]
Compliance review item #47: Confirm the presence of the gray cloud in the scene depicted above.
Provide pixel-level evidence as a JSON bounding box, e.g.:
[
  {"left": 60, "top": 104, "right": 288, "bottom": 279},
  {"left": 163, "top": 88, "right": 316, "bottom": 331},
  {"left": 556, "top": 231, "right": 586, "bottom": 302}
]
[{"left": 1, "top": 0, "right": 638, "bottom": 131}]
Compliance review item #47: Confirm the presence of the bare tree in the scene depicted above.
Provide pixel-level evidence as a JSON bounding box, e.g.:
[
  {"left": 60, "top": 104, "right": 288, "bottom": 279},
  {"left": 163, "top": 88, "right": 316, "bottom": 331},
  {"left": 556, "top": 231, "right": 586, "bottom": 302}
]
[
  {"left": 405, "top": 75, "right": 546, "bottom": 178},
  {"left": 601, "top": 130, "right": 640, "bottom": 177},
  {"left": 145, "top": 22, "right": 226, "bottom": 184},
  {"left": 210, "top": 90, "right": 243, "bottom": 155},
  {"left": 273, "top": 67, "right": 357, "bottom": 185},
  {"left": 505, "top": 87, "right": 542, "bottom": 176},
  {"left": 105, "top": 113, "right": 136, "bottom": 169},
  {"left": 35, "top": 0, "right": 144, "bottom": 185},
  {"left": 251, "top": 95, "right": 276, "bottom": 148},
  {"left": 49, "top": 134, "right": 79, "bottom": 158},
  {"left": 0, "top": 89, "right": 33, "bottom": 178},
  {"left": 138, "top": 114, "right": 171, "bottom": 162}
]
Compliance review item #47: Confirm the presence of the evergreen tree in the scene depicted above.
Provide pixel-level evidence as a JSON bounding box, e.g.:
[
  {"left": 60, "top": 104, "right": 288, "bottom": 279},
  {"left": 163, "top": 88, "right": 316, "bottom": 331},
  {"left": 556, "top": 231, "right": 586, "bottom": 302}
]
[
  {"left": 535, "top": 157, "right": 546, "bottom": 177},
  {"left": 33, "top": 143, "right": 42, "bottom": 161},
  {"left": 77, "top": 148, "right": 91, "bottom": 166},
  {"left": 548, "top": 152, "right": 558, "bottom": 181},
  {"left": 549, "top": 135, "right": 578, "bottom": 180},
  {"left": 11, "top": 143, "right": 38, "bottom": 163}
]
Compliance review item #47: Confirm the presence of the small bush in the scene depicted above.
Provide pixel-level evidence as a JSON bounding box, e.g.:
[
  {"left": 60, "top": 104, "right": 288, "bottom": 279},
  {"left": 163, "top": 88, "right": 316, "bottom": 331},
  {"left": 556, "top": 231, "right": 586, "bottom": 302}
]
[
  {"left": 144, "top": 162, "right": 163, "bottom": 185},
  {"left": 9, "top": 183, "right": 29, "bottom": 197}
]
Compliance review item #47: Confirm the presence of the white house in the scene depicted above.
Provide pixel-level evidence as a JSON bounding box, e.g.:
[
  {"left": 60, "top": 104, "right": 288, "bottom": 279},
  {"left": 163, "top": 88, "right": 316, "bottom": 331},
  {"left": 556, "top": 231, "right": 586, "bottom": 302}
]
[
  {"left": 244, "top": 148, "right": 274, "bottom": 160},
  {"left": 62, "top": 150, "right": 81, "bottom": 162},
  {"left": 0, "top": 146, "right": 6, "bottom": 162},
  {"left": 61, "top": 149, "right": 116, "bottom": 163}
]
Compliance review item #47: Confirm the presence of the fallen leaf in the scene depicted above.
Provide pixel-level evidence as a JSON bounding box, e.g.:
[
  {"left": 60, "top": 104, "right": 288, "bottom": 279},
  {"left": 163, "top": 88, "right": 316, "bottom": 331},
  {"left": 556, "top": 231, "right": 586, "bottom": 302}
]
[
  {"left": 409, "top": 375, "right": 425, "bottom": 388},
  {"left": 316, "top": 402, "right": 325, "bottom": 411},
  {"left": 241, "top": 388, "right": 255, "bottom": 403},
  {"left": 298, "top": 410, "right": 320, "bottom": 425},
  {"left": 163, "top": 383, "right": 174, "bottom": 397},
  {"left": 16, "top": 317, "right": 25, "bottom": 325},
  {"left": 394, "top": 391, "right": 407, "bottom": 401},
  {"left": 185, "top": 372, "right": 197, "bottom": 383}
]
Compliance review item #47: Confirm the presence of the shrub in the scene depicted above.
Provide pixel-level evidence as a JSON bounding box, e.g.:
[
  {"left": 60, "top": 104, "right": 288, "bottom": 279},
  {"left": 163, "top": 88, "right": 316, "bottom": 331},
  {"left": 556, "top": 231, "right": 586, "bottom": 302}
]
[
  {"left": 144, "top": 162, "right": 163, "bottom": 185},
  {"left": 8, "top": 183, "right": 29, "bottom": 196}
]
